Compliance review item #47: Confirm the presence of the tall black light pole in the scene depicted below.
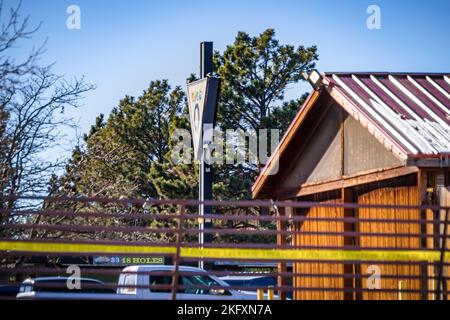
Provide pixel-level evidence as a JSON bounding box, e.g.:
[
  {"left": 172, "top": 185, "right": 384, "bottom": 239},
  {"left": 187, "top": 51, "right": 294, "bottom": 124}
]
[
  {"left": 199, "top": 42, "right": 214, "bottom": 269},
  {"left": 187, "top": 42, "right": 220, "bottom": 269},
  {"left": 200, "top": 42, "right": 213, "bottom": 80}
]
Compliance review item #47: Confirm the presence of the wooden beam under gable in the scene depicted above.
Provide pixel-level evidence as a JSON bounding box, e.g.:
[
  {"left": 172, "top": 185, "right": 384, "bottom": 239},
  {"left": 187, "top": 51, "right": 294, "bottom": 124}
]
[{"left": 275, "top": 166, "right": 420, "bottom": 199}]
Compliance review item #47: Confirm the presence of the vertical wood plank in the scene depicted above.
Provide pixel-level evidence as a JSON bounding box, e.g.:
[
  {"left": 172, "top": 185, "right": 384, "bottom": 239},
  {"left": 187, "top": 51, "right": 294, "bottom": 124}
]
[{"left": 277, "top": 205, "right": 287, "bottom": 300}]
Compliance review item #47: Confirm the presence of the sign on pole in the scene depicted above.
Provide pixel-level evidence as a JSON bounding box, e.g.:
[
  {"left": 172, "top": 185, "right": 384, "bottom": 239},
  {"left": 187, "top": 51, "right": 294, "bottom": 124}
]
[
  {"left": 186, "top": 77, "right": 220, "bottom": 160},
  {"left": 187, "top": 42, "right": 220, "bottom": 270},
  {"left": 187, "top": 78, "right": 208, "bottom": 160}
]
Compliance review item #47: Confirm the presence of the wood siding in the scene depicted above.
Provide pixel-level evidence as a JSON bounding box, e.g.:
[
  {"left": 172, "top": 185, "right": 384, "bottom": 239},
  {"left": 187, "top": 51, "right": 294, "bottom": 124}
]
[
  {"left": 437, "top": 186, "right": 450, "bottom": 300},
  {"left": 293, "top": 199, "right": 345, "bottom": 300},
  {"left": 292, "top": 183, "right": 432, "bottom": 300},
  {"left": 358, "top": 186, "right": 421, "bottom": 300}
]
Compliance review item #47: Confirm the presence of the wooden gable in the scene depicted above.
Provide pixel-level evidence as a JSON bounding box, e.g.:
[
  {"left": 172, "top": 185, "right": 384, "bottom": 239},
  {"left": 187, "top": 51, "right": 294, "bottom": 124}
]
[{"left": 255, "top": 91, "right": 406, "bottom": 199}]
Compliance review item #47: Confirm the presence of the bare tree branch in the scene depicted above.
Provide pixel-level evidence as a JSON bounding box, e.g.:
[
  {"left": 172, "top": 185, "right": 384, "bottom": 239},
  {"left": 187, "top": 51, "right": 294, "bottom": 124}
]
[{"left": 0, "top": 2, "right": 95, "bottom": 224}]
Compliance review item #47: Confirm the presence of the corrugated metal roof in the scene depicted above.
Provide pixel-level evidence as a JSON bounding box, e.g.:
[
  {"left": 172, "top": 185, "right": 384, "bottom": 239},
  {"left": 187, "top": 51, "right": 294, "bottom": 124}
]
[
  {"left": 323, "top": 72, "right": 450, "bottom": 156},
  {"left": 252, "top": 71, "right": 450, "bottom": 199}
]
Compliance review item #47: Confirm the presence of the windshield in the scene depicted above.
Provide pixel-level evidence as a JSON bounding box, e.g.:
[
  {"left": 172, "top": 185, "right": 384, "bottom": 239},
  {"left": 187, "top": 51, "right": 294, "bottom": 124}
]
[{"left": 149, "top": 273, "right": 229, "bottom": 295}]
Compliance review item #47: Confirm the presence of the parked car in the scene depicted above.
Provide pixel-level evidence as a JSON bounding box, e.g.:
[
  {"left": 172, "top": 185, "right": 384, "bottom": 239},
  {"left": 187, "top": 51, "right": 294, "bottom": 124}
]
[
  {"left": 16, "top": 266, "right": 263, "bottom": 300},
  {"left": 116, "top": 265, "right": 260, "bottom": 300},
  {"left": 0, "top": 284, "right": 21, "bottom": 299},
  {"left": 16, "top": 277, "right": 116, "bottom": 300},
  {"left": 220, "top": 275, "right": 277, "bottom": 287},
  {"left": 220, "top": 275, "right": 292, "bottom": 299}
]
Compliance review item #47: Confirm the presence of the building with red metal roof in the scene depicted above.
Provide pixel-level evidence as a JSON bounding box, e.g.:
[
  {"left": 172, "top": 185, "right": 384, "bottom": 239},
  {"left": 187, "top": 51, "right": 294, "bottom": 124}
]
[
  {"left": 253, "top": 71, "right": 450, "bottom": 200},
  {"left": 252, "top": 70, "right": 450, "bottom": 300}
]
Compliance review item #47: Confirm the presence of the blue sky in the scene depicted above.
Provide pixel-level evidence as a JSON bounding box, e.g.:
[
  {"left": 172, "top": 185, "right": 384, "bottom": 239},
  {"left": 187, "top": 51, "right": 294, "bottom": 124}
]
[{"left": 6, "top": 0, "right": 450, "bottom": 150}]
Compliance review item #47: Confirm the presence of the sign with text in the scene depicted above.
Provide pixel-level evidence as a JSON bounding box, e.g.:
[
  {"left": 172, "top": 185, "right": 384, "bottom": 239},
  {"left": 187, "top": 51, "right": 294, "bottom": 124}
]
[
  {"left": 186, "top": 77, "right": 220, "bottom": 160},
  {"left": 92, "top": 256, "right": 164, "bottom": 266},
  {"left": 187, "top": 78, "right": 207, "bottom": 160}
]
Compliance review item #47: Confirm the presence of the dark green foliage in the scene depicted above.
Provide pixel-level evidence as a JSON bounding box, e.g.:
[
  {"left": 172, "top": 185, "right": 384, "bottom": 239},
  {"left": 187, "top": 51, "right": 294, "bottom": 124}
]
[
  {"left": 53, "top": 80, "right": 185, "bottom": 200},
  {"left": 48, "top": 29, "right": 317, "bottom": 244},
  {"left": 215, "top": 28, "right": 317, "bottom": 132}
]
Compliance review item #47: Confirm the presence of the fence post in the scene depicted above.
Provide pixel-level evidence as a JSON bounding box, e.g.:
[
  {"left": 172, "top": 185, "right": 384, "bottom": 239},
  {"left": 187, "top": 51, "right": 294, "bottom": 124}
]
[
  {"left": 398, "top": 281, "right": 405, "bottom": 300},
  {"left": 257, "top": 289, "right": 264, "bottom": 300},
  {"left": 267, "top": 286, "right": 274, "bottom": 300},
  {"left": 436, "top": 207, "right": 449, "bottom": 300},
  {"left": 171, "top": 205, "right": 185, "bottom": 300},
  {"left": 277, "top": 205, "right": 288, "bottom": 300}
]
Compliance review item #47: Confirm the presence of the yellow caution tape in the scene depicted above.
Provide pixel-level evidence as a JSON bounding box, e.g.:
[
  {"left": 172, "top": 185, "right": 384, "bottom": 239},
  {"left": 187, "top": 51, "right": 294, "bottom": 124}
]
[
  {"left": 0, "top": 241, "right": 448, "bottom": 262},
  {"left": 180, "top": 247, "right": 447, "bottom": 262},
  {"left": 0, "top": 241, "right": 176, "bottom": 255}
]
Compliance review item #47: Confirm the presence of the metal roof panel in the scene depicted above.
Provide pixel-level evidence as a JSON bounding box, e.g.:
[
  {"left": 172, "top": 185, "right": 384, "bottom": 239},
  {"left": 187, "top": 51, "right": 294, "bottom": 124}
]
[{"left": 325, "top": 72, "right": 450, "bottom": 156}]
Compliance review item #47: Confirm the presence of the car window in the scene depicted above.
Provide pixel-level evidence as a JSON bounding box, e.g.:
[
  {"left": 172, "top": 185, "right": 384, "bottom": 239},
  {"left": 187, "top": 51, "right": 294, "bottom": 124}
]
[
  {"left": 79, "top": 280, "right": 113, "bottom": 293},
  {"left": 118, "top": 274, "right": 137, "bottom": 294},
  {"left": 180, "top": 275, "right": 231, "bottom": 295},
  {"left": 33, "top": 280, "right": 69, "bottom": 293},
  {"left": 180, "top": 275, "right": 198, "bottom": 294},
  {"left": 19, "top": 283, "right": 32, "bottom": 293},
  {"left": 30, "top": 279, "right": 109, "bottom": 293},
  {"left": 149, "top": 275, "right": 177, "bottom": 293},
  {"left": 149, "top": 274, "right": 229, "bottom": 295}
]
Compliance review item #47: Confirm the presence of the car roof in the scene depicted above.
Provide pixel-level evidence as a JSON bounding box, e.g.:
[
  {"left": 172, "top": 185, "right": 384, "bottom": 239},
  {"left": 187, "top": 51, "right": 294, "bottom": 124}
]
[
  {"left": 22, "top": 277, "right": 103, "bottom": 284},
  {"left": 122, "top": 265, "right": 206, "bottom": 272}
]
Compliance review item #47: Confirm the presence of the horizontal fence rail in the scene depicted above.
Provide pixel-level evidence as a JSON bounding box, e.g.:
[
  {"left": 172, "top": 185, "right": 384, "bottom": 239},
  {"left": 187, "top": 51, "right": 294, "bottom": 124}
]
[{"left": 0, "top": 195, "right": 449, "bottom": 300}]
